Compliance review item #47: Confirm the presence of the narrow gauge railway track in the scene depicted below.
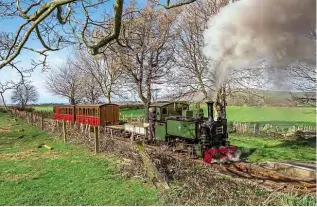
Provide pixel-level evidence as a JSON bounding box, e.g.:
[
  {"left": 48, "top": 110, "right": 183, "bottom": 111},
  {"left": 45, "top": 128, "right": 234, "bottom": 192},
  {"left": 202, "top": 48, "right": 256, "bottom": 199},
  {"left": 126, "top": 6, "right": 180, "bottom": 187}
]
[{"left": 103, "top": 127, "right": 316, "bottom": 195}]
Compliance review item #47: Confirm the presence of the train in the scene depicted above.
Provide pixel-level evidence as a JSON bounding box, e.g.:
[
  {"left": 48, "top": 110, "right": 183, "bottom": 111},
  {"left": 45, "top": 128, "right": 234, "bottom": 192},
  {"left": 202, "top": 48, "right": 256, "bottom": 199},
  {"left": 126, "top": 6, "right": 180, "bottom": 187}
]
[{"left": 53, "top": 101, "right": 240, "bottom": 163}]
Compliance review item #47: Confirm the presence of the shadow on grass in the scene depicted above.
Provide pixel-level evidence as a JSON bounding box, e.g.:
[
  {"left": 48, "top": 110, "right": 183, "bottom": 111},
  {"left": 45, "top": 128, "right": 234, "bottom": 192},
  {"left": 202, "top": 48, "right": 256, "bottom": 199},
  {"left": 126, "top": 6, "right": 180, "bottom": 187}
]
[
  {"left": 228, "top": 120, "right": 316, "bottom": 127},
  {"left": 238, "top": 147, "right": 257, "bottom": 161},
  {"left": 269, "top": 137, "right": 316, "bottom": 148}
]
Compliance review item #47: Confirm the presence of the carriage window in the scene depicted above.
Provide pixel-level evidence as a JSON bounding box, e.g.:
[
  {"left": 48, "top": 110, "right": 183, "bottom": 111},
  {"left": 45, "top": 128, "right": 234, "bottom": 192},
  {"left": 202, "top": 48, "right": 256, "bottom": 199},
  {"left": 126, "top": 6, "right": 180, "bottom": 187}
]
[
  {"left": 162, "top": 107, "right": 167, "bottom": 115},
  {"left": 92, "top": 108, "right": 95, "bottom": 116}
]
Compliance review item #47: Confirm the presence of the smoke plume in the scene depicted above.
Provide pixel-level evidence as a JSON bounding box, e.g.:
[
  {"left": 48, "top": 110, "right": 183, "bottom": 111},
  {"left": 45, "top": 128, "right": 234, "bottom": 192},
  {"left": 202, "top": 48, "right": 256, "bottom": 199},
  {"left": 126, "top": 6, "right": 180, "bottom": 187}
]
[{"left": 203, "top": 0, "right": 316, "bottom": 99}]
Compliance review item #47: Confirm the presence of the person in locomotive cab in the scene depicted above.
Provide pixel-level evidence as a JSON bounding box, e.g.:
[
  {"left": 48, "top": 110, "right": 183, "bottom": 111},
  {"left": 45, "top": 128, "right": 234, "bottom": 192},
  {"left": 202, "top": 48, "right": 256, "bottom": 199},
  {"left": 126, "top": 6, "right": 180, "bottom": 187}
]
[{"left": 149, "top": 107, "right": 156, "bottom": 139}]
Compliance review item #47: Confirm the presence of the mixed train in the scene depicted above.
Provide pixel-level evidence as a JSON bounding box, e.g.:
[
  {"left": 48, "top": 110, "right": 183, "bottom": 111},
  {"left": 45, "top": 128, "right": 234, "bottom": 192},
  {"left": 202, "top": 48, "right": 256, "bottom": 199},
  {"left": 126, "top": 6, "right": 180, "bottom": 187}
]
[{"left": 53, "top": 101, "right": 240, "bottom": 163}]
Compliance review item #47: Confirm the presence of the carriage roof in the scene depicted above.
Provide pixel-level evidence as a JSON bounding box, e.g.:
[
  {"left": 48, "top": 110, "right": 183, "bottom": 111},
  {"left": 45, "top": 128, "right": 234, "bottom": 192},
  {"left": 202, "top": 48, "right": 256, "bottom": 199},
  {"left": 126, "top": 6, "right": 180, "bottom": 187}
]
[{"left": 150, "top": 101, "right": 189, "bottom": 108}]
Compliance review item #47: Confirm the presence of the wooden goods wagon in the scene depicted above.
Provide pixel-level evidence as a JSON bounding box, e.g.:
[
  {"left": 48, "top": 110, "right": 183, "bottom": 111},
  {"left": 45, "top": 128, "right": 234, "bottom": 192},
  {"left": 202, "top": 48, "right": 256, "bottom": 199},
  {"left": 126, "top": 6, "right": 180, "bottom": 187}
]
[
  {"left": 53, "top": 105, "right": 75, "bottom": 122},
  {"left": 75, "top": 104, "right": 119, "bottom": 126}
]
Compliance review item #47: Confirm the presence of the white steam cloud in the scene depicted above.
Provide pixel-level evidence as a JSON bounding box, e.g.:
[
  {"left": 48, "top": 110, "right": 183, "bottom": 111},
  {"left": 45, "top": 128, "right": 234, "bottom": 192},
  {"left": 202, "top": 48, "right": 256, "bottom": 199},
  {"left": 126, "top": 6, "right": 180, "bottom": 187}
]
[{"left": 203, "top": 0, "right": 316, "bottom": 98}]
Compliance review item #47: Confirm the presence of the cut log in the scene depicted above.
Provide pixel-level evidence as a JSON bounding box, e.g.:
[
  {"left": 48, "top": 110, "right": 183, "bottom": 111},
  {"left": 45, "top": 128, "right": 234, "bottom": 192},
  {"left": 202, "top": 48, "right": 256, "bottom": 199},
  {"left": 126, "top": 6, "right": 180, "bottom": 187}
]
[{"left": 136, "top": 143, "right": 169, "bottom": 190}]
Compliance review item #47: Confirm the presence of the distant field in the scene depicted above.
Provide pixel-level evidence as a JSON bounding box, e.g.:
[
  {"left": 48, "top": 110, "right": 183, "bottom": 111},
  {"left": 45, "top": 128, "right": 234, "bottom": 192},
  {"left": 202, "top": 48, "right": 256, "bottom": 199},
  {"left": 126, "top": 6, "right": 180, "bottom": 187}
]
[{"left": 30, "top": 106, "right": 53, "bottom": 111}]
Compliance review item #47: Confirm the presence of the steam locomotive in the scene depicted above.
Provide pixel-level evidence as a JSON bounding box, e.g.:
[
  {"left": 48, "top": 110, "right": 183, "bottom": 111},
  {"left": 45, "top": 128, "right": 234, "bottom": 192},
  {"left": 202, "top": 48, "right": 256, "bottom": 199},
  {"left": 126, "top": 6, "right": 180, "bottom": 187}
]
[{"left": 148, "top": 101, "right": 240, "bottom": 163}]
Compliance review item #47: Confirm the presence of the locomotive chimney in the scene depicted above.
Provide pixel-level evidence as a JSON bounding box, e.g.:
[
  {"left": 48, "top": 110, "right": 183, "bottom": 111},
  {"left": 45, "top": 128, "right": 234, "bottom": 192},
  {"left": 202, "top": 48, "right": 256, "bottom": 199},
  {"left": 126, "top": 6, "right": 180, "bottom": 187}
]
[{"left": 206, "top": 102, "right": 214, "bottom": 121}]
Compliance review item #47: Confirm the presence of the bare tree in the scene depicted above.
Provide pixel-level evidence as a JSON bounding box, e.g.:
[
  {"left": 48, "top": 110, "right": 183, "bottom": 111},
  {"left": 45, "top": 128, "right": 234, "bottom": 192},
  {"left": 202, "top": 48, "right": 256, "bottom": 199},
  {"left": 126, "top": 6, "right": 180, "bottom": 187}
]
[
  {"left": 173, "top": 0, "right": 233, "bottom": 102},
  {"left": 112, "top": 4, "right": 178, "bottom": 120},
  {"left": 287, "top": 29, "right": 316, "bottom": 107},
  {"left": 0, "top": 81, "right": 16, "bottom": 111},
  {"left": 0, "top": 0, "right": 199, "bottom": 72},
  {"left": 45, "top": 60, "right": 83, "bottom": 104},
  {"left": 287, "top": 61, "right": 316, "bottom": 107},
  {"left": 80, "top": 73, "right": 103, "bottom": 104},
  {"left": 72, "top": 50, "right": 121, "bottom": 103},
  {"left": 11, "top": 82, "right": 39, "bottom": 109}
]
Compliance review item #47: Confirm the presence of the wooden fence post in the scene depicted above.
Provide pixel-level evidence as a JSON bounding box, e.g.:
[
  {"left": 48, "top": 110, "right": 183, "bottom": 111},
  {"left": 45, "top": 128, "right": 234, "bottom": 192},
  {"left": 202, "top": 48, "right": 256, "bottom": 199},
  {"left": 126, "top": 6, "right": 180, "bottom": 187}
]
[
  {"left": 41, "top": 113, "right": 44, "bottom": 130},
  {"left": 253, "top": 123, "right": 260, "bottom": 135},
  {"left": 94, "top": 126, "right": 99, "bottom": 154},
  {"left": 31, "top": 111, "right": 34, "bottom": 125},
  {"left": 63, "top": 120, "right": 67, "bottom": 143}
]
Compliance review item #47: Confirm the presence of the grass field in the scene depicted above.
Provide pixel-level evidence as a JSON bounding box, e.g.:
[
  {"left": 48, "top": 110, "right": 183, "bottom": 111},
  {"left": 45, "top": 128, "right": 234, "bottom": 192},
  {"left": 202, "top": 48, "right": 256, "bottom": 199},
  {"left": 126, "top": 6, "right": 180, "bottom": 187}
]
[
  {"left": 230, "top": 135, "right": 316, "bottom": 162},
  {"left": 0, "top": 112, "right": 159, "bottom": 205},
  {"left": 0, "top": 112, "right": 316, "bottom": 205}
]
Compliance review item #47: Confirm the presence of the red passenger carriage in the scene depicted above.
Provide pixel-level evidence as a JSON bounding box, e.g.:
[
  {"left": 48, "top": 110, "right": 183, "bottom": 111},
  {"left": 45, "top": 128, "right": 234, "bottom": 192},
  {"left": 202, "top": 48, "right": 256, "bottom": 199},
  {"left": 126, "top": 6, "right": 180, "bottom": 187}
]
[{"left": 53, "top": 104, "right": 119, "bottom": 127}]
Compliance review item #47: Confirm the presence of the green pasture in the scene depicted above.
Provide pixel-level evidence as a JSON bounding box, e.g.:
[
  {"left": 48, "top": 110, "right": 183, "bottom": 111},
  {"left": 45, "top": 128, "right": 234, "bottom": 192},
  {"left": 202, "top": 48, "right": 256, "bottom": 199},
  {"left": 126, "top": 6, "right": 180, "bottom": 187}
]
[
  {"left": 230, "top": 135, "right": 316, "bottom": 162},
  {"left": 28, "top": 106, "right": 53, "bottom": 111},
  {"left": 0, "top": 112, "right": 159, "bottom": 205}
]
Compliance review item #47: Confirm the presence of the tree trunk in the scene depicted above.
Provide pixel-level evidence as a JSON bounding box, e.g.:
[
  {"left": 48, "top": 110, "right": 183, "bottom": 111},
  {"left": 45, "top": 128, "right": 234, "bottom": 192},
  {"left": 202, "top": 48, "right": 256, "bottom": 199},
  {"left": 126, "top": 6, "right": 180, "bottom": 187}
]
[
  {"left": 144, "top": 102, "right": 150, "bottom": 122},
  {"left": 70, "top": 97, "right": 76, "bottom": 105},
  {"left": 0, "top": 92, "right": 9, "bottom": 112},
  {"left": 21, "top": 101, "right": 26, "bottom": 110},
  {"left": 106, "top": 90, "right": 111, "bottom": 104},
  {"left": 144, "top": 79, "right": 152, "bottom": 123}
]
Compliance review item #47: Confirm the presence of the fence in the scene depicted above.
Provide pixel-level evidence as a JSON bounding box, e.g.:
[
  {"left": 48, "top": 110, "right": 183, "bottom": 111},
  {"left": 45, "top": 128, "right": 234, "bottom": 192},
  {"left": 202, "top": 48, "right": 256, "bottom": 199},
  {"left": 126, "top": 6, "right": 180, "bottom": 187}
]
[
  {"left": 9, "top": 108, "right": 141, "bottom": 155},
  {"left": 229, "top": 122, "right": 316, "bottom": 138}
]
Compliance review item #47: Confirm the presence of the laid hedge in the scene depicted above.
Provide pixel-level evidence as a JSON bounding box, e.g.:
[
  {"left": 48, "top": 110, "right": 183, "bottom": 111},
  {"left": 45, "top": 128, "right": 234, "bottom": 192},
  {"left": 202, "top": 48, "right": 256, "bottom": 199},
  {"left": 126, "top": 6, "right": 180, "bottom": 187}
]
[{"left": 8, "top": 106, "right": 35, "bottom": 112}]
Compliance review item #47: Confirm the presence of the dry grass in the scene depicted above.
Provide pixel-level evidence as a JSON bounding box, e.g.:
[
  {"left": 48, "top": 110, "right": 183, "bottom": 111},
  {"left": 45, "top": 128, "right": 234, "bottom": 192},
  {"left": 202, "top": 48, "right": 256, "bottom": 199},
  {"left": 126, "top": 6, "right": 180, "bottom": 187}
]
[
  {"left": 0, "top": 172, "right": 43, "bottom": 181},
  {"left": 0, "top": 149, "right": 67, "bottom": 161},
  {"left": 0, "top": 127, "right": 11, "bottom": 132}
]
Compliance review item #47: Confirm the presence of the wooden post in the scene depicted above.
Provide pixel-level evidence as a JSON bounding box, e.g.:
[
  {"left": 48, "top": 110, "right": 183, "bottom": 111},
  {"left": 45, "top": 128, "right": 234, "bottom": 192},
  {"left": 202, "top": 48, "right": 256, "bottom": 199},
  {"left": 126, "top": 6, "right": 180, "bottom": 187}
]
[
  {"left": 30, "top": 111, "right": 33, "bottom": 125},
  {"left": 41, "top": 113, "right": 44, "bottom": 130},
  {"left": 253, "top": 124, "right": 260, "bottom": 135},
  {"left": 63, "top": 120, "right": 67, "bottom": 143},
  {"left": 94, "top": 126, "right": 99, "bottom": 154}
]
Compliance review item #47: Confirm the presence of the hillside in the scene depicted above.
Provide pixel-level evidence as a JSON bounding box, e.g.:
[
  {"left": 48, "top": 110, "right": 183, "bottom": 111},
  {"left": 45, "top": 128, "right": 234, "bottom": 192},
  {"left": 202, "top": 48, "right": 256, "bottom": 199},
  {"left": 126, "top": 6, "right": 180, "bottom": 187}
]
[{"left": 158, "top": 89, "right": 315, "bottom": 106}]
